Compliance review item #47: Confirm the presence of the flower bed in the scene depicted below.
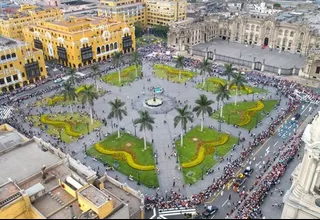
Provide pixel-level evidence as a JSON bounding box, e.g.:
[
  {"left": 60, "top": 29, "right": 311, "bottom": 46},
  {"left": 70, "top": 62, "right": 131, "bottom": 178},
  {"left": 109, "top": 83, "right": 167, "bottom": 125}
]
[
  {"left": 207, "top": 78, "right": 253, "bottom": 94},
  {"left": 154, "top": 64, "right": 195, "bottom": 78},
  {"left": 40, "top": 115, "right": 82, "bottom": 137},
  {"left": 181, "top": 133, "right": 229, "bottom": 168},
  {"left": 94, "top": 143, "right": 155, "bottom": 171},
  {"left": 238, "top": 101, "right": 265, "bottom": 126}
]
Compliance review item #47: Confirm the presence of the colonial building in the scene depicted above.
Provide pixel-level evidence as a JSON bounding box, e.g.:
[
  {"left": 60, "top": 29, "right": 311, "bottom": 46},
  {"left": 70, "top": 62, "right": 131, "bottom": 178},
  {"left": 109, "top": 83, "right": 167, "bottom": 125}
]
[
  {"left": 23, "top": 17, "right": 135, "bottom": 68},
  {"left": 0, "top": 36, "right": 47, "bottom": 93},
  {"left": 281, "top": 111, "right": 320, "bottom": 219},
  {"left": 167, "top": 13, "right": 320, "bottom": 78},
  {"left": 0, "top": 4, "right": 63, "bottom": 41},
  {"left": 98, "top": 0, "right": 187, "bottom": 26}
]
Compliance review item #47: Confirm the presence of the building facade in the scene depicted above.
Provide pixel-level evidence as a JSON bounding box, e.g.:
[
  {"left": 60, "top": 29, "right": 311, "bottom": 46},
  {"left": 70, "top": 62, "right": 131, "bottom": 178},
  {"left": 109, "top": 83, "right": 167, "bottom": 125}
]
[
  {"left": 281, "top": 111, "right": 320, "bottom": 219},
  {"left": 0, "top": 5, "right": 63, "bottom": 41},
  {"left": 167, "top": 15, "right": 320, "bottom": 78},
  {"left": 0, "top": 36, "right": 47, "bottom": 93},
  {"left": 98, "top": 0, "right": 187, "bottom": 26},
  {"left": 98, "top": 0, "right": 147, "bottom": 26},
  {"left": 23, "top": 17, "right": 135, "bottom": 68}
]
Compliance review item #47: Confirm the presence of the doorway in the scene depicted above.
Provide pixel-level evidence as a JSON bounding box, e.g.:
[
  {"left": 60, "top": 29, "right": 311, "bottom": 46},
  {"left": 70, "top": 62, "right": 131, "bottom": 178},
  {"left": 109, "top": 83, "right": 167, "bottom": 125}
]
[{"left": 264, "top": 37, "right": 269, "bottom": 46}]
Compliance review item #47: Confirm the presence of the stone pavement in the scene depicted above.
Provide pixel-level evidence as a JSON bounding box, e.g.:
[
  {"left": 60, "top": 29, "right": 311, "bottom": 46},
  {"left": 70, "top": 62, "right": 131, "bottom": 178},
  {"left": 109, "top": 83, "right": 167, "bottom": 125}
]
[{"left": 19, "top": 60, "right": 289, "bottom": 199}]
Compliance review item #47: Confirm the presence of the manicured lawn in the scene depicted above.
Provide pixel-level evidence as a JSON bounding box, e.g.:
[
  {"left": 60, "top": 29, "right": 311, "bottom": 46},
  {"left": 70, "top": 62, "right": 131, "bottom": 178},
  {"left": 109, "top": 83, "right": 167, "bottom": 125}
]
[
  {"left": 101, "top": 65, "right": 141, "bottom": 86},
  {"left": 87, "top": 133, "right": 159, "bottom": 188},
  {"left": 26, "top": 113, "right": 102, "bottom": 143},
  {"left": 175, "top": 126, "right": 237, "bottom": 184},
  {"left": 153, "top": 64, "right": 195, "bottom": 83},
  {"left": 35, "top": 85, "right": 106, "bottom": 107},
  {"left": 212, "top": 100, "right": 279, "bottom": 130},
  {"left": 196, "top": 77, "right": 268, "bottom": 95},
  {"left": 136, "top": 34, "right": 166, "bottom": 46}
]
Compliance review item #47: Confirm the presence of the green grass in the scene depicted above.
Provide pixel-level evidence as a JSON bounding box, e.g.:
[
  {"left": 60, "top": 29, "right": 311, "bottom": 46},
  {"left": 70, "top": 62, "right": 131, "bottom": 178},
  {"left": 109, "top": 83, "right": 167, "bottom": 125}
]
[
  {"left": 101, "top": 65, "right": 141, "bottom": 87},
  {"left": 26, "top": 113, "right": 102, "bottom": 143},
  {"left": 35, "top": 85, "right": 106, "bottom": 107},
  {"left": 175, "top": 126, "right": 237, "bottom": 184},
  {"left": 153, "top": 64, "right": 195, "bottom": 83},
  {"left": 136, "top": 34, "right": 166, "bottom": 46},
  {"left": 212, "top": 100, "right": 279, "bottom": 130},
  {"left": 87, "top": 133, "right": 159, "bottom": 188},
  {"left": 196, "top": 77, "right": 268, "bottom": 95}
]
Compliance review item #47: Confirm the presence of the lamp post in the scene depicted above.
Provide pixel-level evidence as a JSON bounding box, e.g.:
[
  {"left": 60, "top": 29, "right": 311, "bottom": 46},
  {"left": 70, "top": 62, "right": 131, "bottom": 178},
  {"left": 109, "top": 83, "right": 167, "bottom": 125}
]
[
  {"left": 201, "top": 165, "right": 205, "bottom": 180},
  {"left": 238, "top": 131, "right": 241, "bottom": 145},
  {"left": 206, "top": 82, "right": 209, "bottom": 92},
  {"left": 228, "top": 114, "right": 231, "bottom": 125},
  {"left": 137, "top": 172, "right": 140, "bottom": 185},
  {"left": 252, "top": 93, "right": 255, "bottom": 101},
  {"left": 218, "top": 114, "right": 222, "bottom": 132},
  {"left": 255, "top": 114, "right": 259, "bottom": 128},
  {"left": 87, "top": 122, "right": 90, "bottom": 134},
  {"left": 134, "top": 124, "right": 137, "bottom": 137},
  {"left": 176, "top": 151, "right": 179, "bottom": 164},
  {"left": 155, "top": 153, "right": 158, "bottom": 165}
]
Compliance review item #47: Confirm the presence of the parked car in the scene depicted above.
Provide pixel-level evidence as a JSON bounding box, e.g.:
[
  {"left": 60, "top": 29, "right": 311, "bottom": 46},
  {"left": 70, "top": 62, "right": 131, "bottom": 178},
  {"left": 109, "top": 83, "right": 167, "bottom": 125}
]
[
  {"left": 243, "top": 166, "right": 254, "bottom": 176},
  {"left": 291, "top": 113, "right": 301, "bottom": 121}
]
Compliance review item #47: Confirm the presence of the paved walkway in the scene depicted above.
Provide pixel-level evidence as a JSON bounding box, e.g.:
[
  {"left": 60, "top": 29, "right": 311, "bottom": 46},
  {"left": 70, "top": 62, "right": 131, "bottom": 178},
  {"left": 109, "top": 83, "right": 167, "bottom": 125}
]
[{"left": 19, "top": 60, "right": 288, "bottom": 199}]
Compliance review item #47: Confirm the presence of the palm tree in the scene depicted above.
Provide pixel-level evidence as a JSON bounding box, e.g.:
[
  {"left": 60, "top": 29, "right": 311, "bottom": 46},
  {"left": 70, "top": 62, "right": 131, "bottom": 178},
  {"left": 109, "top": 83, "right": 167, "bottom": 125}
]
[
  {"left": 67, "top": 68, "right": 77, "bottom": 86},
  {"left": 230, "top": 73, "right": 247, "bottom": 105},
  {"left": 175, "top": 55, "right": 185, "bottom": 80},
  {"left": 223, "top": 63, "right": 237, "bottom": 82},
  {"left": 108, "top": 98, "right": 127, "bottom": 138},
  {"left": 193, "top": 95, "right": 214, "bottom": 132},
  {"left": 62, "top": 82, "right": 77, "bottom": 114},
  {"left": 215, "top": 84, "right": 230, "bottom": 118},
  {"left": 131, "top": 51, "right": 141, "bottom": 78},
  {"left": 174, "top": 105, "right": 193, "bottom": 147},
  {"left": 134, "top": 111, "right": 155, "bottom": 150},
  {"left": 199, "top": 58, "right": 213, "bottom": 88},
  {"left": 91, "top": 63, "right": 100, "bottom": 91},
  {"left": 79, "top": 85, "right": 98, "bottom": 124},
  {"left": 112, "top": 52, "right": 123, "bottom": 84}
]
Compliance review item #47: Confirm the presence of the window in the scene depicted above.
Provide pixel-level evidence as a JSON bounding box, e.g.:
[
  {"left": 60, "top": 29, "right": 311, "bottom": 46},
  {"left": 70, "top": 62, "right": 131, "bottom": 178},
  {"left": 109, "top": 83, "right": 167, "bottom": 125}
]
[
  {"left": 13, "top": 75, "right": 18, "bottom": 80},
  {"left": 6, "top": 76, "right": 12, "bottom": 83},
  {"left": 256, "top": 26, "right": 260, "bottom": 32},
  {"left": 10, "top": 64, "right": 13, "bottom": 67},
  {"left": 0, "top": 78, "right": 4, "bottom": 85},
  {"left": 290, "top": 31, "right": 294, "bottom": 37}
]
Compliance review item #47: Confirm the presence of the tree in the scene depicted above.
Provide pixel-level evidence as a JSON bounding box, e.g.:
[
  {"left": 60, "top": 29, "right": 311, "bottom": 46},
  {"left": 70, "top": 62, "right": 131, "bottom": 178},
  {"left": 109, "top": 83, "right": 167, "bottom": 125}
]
[
  {"left": 131, "top": 51, "right": 141, "bottom": 78},
  {"left": 175, "top": 55, "right": 185, "bottom": 80},
  {"left": 223, "top": 63, "right": 237, "bottom": 82},
  {"left": 134, "top": 111, "right": 155, "bottom": 150},
  {"left": 79, "top": 85, "right": 98, "bottom": 124},
  {"left": 174, "top": 105, "right": 193, "bottom": 147},
  {"left": 91, "top": 63, "right": 100, "bottom": 91},
  {"left": 215, "top": 84, "right": 230, "bottom": 118},
  {"left": 199, "top": 58, "right": 213, "bottom": 88},
  {"left": 193, "top": 95, "right": 214, "bottom": 132},
  {"left": 67, "top": 68, "right": 77, "bottom": 86},
  {"left": 112, "top": 52, "right": 123, "bottom": 84},
  {"left": 108, "top": 98, "right": 127, "bottom": 138},
  {"left": 62, "top": 82, "right": 77, "bottom": 114},
  {"left": 230, "top": 73, "right": 247, "bottom": 105},
  {"left": 134, "top": 21, "right": 144, "bottom": 38}
]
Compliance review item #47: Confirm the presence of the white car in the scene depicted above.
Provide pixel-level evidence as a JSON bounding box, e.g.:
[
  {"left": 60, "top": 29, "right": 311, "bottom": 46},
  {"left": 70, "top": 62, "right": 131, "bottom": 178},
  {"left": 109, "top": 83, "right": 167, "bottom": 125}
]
[{"left": 54, "top": 78, "right": 63, "bottom": 84}]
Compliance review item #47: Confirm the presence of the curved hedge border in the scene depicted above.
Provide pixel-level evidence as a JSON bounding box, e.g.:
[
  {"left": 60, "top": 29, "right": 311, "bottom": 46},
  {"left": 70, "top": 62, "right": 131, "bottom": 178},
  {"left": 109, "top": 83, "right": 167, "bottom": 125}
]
[
  {"left": 94, "top": 143, "right": 155, "bottom": 171},
  {"left": 181, "top": 133, "right": 229, "bottom": 168},
  {"left": 237, "top": 101, "right": 264, "bottom": 126},
  {"left": 154, "top": 64, "right": 194, "bottom": 78},
  {"left": 207, "top": 78, "right": 253, "bottom": 94},
  {"left": 40, "top": 115, "right": 82, "bottom": 137},
  {"left": 47, "top": 86, "right": 87, "bottom": 106}
]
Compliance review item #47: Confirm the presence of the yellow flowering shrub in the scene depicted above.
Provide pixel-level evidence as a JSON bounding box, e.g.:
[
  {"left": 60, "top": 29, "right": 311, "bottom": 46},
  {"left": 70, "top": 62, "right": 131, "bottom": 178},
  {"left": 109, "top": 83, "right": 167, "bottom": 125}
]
[
  {"left": 95, "top": 143, "right": 155, "bottom": 171},
  {"left": 154, "top": 64, "right": 194, "bottom": 78},
  {"left": 40, "top": 115, "right": 82, "bottom": 137},
  {"left": 238, "top": 101, "right": 264, "bottom": 126}
]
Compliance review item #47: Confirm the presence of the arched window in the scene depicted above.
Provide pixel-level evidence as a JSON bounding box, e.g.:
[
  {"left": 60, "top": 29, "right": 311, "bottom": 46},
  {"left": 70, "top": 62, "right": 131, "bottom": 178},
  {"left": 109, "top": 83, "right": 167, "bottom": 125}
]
[
  {"left": 6, "top": 54, "right": 11, "bottom": 59},
  {"left": 236, "top": 23, "right": 240, "bottom": 29},
  {"left": 1, "top": 55, "right": 5, "bottom": 60},
  {"left": 245, "top": 24, "right": 249, "bottom": 30},
  {"left": 106, "top": 45, "right": 109, "bottom": 51},
  {"left": 110, "top": 43, "right": 114, "bottom": 50},
  {"left": 300, "top": 32, "right": 304, "bottom": 40},
  {"left": 284, "top": 30, "right": 289, "bottom": 36},
  {"left": 114, "top": 42, "right": 118, "bottom": 49},
  {"left": 11, "top": 53, "right": 16, "bottom": 58},
  {"left": 97, "top": 47, "right": 101, "bottom": 54},
  {"left": 256, "top": 26, "right": 260, "bottom": 32},
  {"left": 290, "top": 31, "right": 294, "bottom": 37},
  {"left": 279, "top": 29, "right": 283, "bottom": 35},
  {"left": 251, "top": 25, "right": 255, "bottom": 31}
]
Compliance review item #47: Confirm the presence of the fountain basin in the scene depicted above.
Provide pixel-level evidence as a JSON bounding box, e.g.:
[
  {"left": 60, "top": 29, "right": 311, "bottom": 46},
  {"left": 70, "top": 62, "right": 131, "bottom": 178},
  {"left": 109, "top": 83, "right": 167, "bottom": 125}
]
[{"left": 145, "top": 98, "right": 163, "bottom": 107}]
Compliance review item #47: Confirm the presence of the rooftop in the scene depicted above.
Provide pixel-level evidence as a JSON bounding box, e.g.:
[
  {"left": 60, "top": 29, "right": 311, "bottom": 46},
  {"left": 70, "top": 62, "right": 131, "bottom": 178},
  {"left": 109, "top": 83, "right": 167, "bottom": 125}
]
[
  {"left": 0, "top": 36, "right": 26, "bottom": 51},
  {"left": 0, "top": 181, "right": 20, "bottom": 202},
  {"left": 0, "top": 140, "right": 61, "bottom": 185},
  {"left": 79, "top": 185, "right": 110, "bottom": 207},
  {"left": 52, "top": 17, "right": 114, "bottom": 28}
]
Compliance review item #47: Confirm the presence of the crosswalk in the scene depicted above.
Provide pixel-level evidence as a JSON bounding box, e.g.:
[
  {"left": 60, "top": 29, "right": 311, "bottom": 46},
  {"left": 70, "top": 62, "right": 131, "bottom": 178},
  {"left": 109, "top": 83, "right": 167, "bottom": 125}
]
[
  {"left": 0, "top": 106, "right": 13, "bottom": 120},
  {"left": 150, "top": 208, "right": 197, "bottom": 219}
]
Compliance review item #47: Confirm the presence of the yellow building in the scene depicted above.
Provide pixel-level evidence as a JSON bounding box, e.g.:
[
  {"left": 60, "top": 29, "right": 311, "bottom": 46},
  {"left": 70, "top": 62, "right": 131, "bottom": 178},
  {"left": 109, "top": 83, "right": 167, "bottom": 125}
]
[
  {"left": 0, "top": 124, "right": 144, "bottom": 219},
  {"left": 146, "top": 0, "right": 187, "bottom": 26},
  {"left": 0, "top": 36, "right": 47, "bottom": 93},
  {"left": 0, "top": 5, "right": 63, "bottom": 41},
  {"left": 98, "top": 0, "right": 147, "bottom": 26},
  {"left": 98, "top": 0, "right": 187, "bottom": 26},
  {"left": 23, "top": 17, "right": 136, "bottom": 68}
]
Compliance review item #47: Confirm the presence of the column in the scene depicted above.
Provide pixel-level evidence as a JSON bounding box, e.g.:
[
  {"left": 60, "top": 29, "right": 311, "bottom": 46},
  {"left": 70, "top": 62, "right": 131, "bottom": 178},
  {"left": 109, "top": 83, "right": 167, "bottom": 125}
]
[
  {"left": 251, "top": 57, "right": 256, "bottom": 69},
  {"left": 303, "top": 157, "right": 317, "bottom": 193},
  {"left": 205, "top": 47, "right": 208, "bottom": 59},
  {"left": 292, "top": 66, "right": 296, "bottom": 75},
  {"left": 310, "top": 167, "right": 320, "bottom": 195},
  {"left": 4, "top": 77, "right": 7, "bottom": 84},
  {"left": 278, "top": 67, "right": 282, "bottom": 75},
  {"left": 190, "top": 47, "right": 193, "bottom": 56},
  {"left": 261, "top": 59, "right": 265, "bottom": 72}
]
